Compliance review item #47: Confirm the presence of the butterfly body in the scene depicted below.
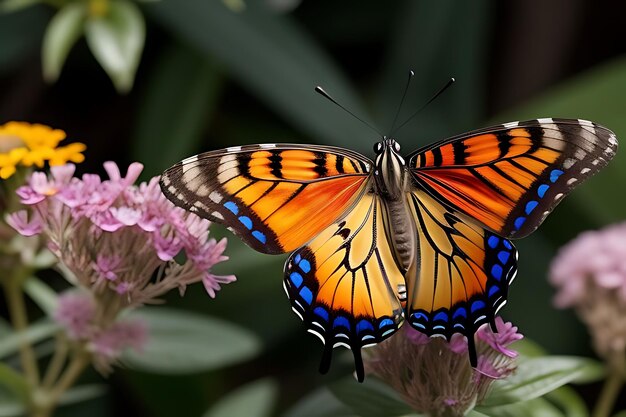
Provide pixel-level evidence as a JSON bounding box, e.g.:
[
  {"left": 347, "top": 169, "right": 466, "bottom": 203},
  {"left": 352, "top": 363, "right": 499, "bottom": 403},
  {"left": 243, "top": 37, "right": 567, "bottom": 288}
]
[{"left": 160, "top": 118, "right": 617, "bottom": 382}]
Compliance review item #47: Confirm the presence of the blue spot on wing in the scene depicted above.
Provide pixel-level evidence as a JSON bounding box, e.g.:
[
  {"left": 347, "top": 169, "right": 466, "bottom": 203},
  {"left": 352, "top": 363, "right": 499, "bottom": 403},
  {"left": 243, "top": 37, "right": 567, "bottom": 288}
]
[
  {"left": 525, "top": 200, "right": 538, "bottom": 215},
  {"left": 488, "top": 286, "right": 500, "bottom": 297},
  {"left": 299, "top": 287, "right": 313, "bottom": 305},
  {"left": 514, "top": 216, "right": 526, "bottom": 230},
  {"left": 433, "top": 311, "right": 448, "bottom": 322},
  {"left": 550, "top": 169, "right": 564, "bottom": 183},
  {"left": 379, "top": 318, "right": 394, "bottom": 328},
  {"left": 252, "top": 230, "right": 266, "bottom": 244},
  {"left": 333, "top": 316, "right": 350, "bottom": 330},
  {"left": 491, "top": 264, "right": 503, "bottom": 281},
  {"left": 503, "top": 240, "right": 512, "bottom": 250},
  {"left": 488, "top": 236, "right": 499, "bottom": 249},
  {"left": 313, "top": 307, "right": 328, "bottom": 322},
  {"left": 238, "top": 216, "right": 252, "bottom": 230},
  {"left": 453, "top": 307, "right": 467, "bottom": 319},
  {"left": 538, "top": 184, "right": 550, "bottom": 198},
  {"left": 294, "top": 254, "right": 301, "bottom": 263},
  {"left": 356, "top": 320, "right": 374, "bottom": 334},
  {"left": 471, "top": 300, "right": 486, "bottom": 313},
  {"left": 224, "top": 201, "right": 238, "bottom": 215},
  {"left": 299, "top": 259, "right": 311, "bottom": 273},
  {"left": 497, "top": 250, "right": 510, "bottom": 264},
  {"left": 289, "top": 272, "right": 303, "bottom": 288}
]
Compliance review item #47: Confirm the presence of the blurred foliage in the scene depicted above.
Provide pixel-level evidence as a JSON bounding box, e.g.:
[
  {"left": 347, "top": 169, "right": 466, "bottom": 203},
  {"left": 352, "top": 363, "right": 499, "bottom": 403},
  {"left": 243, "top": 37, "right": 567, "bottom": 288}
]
[{"left": 1, "top": 0, "right": 626, "bottom": 416}]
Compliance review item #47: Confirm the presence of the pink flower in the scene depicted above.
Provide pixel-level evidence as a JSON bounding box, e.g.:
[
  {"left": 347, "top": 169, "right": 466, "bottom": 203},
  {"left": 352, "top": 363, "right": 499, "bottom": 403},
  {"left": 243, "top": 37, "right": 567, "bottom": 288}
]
[
  {"left": 364, "top": 318, "right": 521, "bottom": 416},
  {"left": 90, "top": 319, "right": 148, "bottom": 374},
  {"left": 54, "top": 292, "right": 96, "bottom": 339},
  {"left": 476, "top": 318, "right": 523, "bottom": 358},
  {"left": 10, "top": 162, "right": 234, "bottom": 305},
  {"left": 549, "top": 222, "right": 626, "bottom": 358}
]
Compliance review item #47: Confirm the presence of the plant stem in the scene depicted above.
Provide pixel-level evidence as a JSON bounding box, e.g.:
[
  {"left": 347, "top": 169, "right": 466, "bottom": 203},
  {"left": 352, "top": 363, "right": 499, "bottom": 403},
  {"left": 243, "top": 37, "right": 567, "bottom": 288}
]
[
  {"left": 3, "top": 273, "right": 40, "bottom": 387},
  {"left": 42, "top": 333, "right": 68, "bottom": 389},
  {"left": 592, "top": 352, "right": 625, "bottom": 417},
  {"left": 35, "top": 350, "right": 90, "bottom": 417}
]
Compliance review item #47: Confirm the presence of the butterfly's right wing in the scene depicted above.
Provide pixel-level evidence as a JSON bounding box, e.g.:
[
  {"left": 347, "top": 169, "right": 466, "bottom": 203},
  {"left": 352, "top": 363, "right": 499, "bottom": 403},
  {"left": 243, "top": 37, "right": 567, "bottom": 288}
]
[
  {"left": 284, "top": 192, "right": 405, "bottom": 382},
  {"left": 160, "top": 144, "right": 372, "bottom": 254}
]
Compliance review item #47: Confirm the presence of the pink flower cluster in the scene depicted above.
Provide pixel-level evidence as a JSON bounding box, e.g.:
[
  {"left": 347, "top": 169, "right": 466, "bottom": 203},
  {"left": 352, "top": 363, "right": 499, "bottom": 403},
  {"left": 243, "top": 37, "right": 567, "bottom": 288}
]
[
  {"left": 550, "top": 222, "right": 626, "bottom": 307},
  {"left": 8, "top": 162, "right": 235, "bottom": 305},
  {"left": 365, "top": 318, "right": 523, "bottom": 416},
  {"left": 549, "top": 222, "right": 626, "bottom": 358}
]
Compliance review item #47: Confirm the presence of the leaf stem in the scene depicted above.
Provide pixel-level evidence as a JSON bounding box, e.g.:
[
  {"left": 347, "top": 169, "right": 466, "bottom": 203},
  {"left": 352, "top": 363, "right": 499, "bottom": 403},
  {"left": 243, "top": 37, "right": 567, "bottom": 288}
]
[{"left": 592, "top": 351, "right": 625, "bottom": 417}]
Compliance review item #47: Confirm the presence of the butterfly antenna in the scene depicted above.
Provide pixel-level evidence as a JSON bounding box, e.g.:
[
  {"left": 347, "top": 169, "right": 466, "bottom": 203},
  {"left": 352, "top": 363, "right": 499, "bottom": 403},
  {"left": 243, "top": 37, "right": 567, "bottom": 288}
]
[
  {"left": 315, "top": 86, "right": 382, "bottom": 137},
  {"left": 389, "top": 70, "right": 415, "bottom": 134},
  {"left": 390, "top": 77, "right": 455, "bottom": 136}
]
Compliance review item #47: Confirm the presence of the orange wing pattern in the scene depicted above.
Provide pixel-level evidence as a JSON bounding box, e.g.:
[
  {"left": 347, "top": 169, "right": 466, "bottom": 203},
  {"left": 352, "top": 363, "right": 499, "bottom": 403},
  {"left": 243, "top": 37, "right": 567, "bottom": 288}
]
[
  {"left": 160, "top": 144, "right": 371, "bottom": 254},
  {"left": 408, "top": 119, "right": 618, "bottom": 238},
  {"left": 406, "top": 189, "right": 517, "bottom": 364},
  {"left": 284, "top": 193, "right": 405, "bottom": 382}
]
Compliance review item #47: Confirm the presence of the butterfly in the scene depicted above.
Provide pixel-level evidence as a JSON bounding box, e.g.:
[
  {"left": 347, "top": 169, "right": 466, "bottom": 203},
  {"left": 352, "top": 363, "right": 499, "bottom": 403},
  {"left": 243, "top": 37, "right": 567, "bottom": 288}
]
[{"left": 160, "top": 117, "right": 617, "bottom": 382}]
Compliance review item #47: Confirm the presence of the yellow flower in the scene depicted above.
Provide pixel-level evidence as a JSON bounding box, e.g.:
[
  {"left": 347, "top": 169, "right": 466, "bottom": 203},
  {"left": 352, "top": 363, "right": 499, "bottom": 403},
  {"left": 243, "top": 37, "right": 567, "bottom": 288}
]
[{"left": 0, "top": 122, "right": 86, "bottom": 179}]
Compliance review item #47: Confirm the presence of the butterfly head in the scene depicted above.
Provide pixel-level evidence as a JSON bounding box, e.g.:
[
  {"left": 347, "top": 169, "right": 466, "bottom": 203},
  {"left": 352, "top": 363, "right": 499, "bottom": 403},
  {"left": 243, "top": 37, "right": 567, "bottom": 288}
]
[{"left": 374, "top": 137, "right": 406, "bottom": 195}]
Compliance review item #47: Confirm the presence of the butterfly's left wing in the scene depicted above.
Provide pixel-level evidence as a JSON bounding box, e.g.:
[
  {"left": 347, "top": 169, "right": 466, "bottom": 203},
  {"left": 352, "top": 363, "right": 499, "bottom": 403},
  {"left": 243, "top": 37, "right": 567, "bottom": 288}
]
[
  {"left": 284, "top": 192, "right": 405, "bottom": 382},
  {"left": 405, "top": 188, "right": 518, "bottom": 364},
  {"left": 408, "top": 118, "right": 618, "bottom": 238},
  {"left": 161, "top": 144, "right": 372, "bottom": 254}
]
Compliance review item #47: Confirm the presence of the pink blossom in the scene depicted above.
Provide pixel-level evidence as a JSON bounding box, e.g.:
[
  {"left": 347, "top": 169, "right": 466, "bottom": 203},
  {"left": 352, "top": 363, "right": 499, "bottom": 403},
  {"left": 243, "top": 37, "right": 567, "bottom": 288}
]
[
  {"left": 549, "top": 222, "right": 626, "bottom": 358},
  {"left": 10, "top": 162, "right": 235, "bottom": 305},
  {"left": 54, "top": 292, "right": 96, "bottom": 339},
  {"left": 476, "top": 318, "right": 523, "bottom": 358},
  {"left": 6, "top": 210, "right": 43, "bottom": 236},
  {"left": 91, "top": 319, "right": 148, "bottom": 364}
]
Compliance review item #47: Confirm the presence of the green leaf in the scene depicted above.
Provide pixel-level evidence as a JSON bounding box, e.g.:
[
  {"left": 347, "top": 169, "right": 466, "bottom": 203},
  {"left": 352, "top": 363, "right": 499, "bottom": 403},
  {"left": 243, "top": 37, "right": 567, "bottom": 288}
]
[
  {"left": 123, "top": 307, "right": 261, "bottom": 374},
  {"left": 0, "top": 0, "right": 40, "bottom": 13},
  {"left": 131, "top": 43, "right": 222, "bottom": 176},
  {"left": 0, "top": 362, "right": 29, "bottom": 405},
  {"left": 203, "top": 378, "right": 277, "bottom": 417},
  {"left": 58, "top": 384, "right": 107, "bottom": 406},
  {"left": 483, "top": 356, "right": 604, "bottom": 407},
  {"left": 147, "top": 0, "right": 372, "bottom": 151},
  {"left": 510, "top": 338, "right": 548, "bottom": 358},
  {"left": 329, "top": 377, "right": 415, "bottom": 417},
  {"left": 84, "top": 0, "right": 145, "bottom": 93},
  {"left": 477, "top": 397, "right": 564, "bottom": 417},
  {"left": 545, "top": 386, "right": 588, "bottom": 417},
  {"left": 42, "top": 2, "right": 87, "bottom": 82},
  {"left": 283, "top": 387, "right": 356, "bottom": 417},
  {"left": 22, "top": 277, "right": 58, "bottom": 315},
  {"left": 0, "top": 320, "right": 59, "bottom": 359}
]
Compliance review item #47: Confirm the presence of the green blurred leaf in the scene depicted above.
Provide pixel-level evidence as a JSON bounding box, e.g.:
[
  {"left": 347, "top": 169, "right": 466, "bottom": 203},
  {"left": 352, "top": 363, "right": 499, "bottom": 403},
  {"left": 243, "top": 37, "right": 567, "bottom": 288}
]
[
  {"left": 0, "top": 0, "right": 39, "bottom": 13},
  {"left": 0, "top": 362, "right": 29, "bottom": 405},
  {"left": 283, "top": 387, "right": 356, "bottom": 417},
  {"left": 510, "top": 338, "right": 548, "bottom": 358},
  {"left": 477, "top": 397, "right": 564, "bottom": 417},
  {"left": 0, "top": 320, "right": 59, "bottom": 359},
  {"left": 203, "top": 378, "right": 277, "bottom": 417},
  {"left": 42, "top": 2, "right": 86, "bottom": 82},
  {"left": 132, "top": 43, "right": 222, "bottom": 176},
  {"left": 58, "top": 384, "right": 107, "bottom": 407},
  {"left": 329, "top": 377, "right": 415, "bottom": 417},
  {"left": 467, "top": 411, "right": 492, "bottom": 417},
  {"left": 148, "top": 0, "right": 373, "bottom": 151},
  {"left": 84, "top": 0, "right": 145, "bottom": 93},
  {"left": 123, "top": 307, "right": 261, "bottom": 374},
  {"left": 545, "top": 386, "right": 588, "bottom": 417},
  {"left": 484, "top": 356, "right": 604, "bottom": 407},
  {"left": 23, "top": 277, "right": 58, "bottom": 315}
]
